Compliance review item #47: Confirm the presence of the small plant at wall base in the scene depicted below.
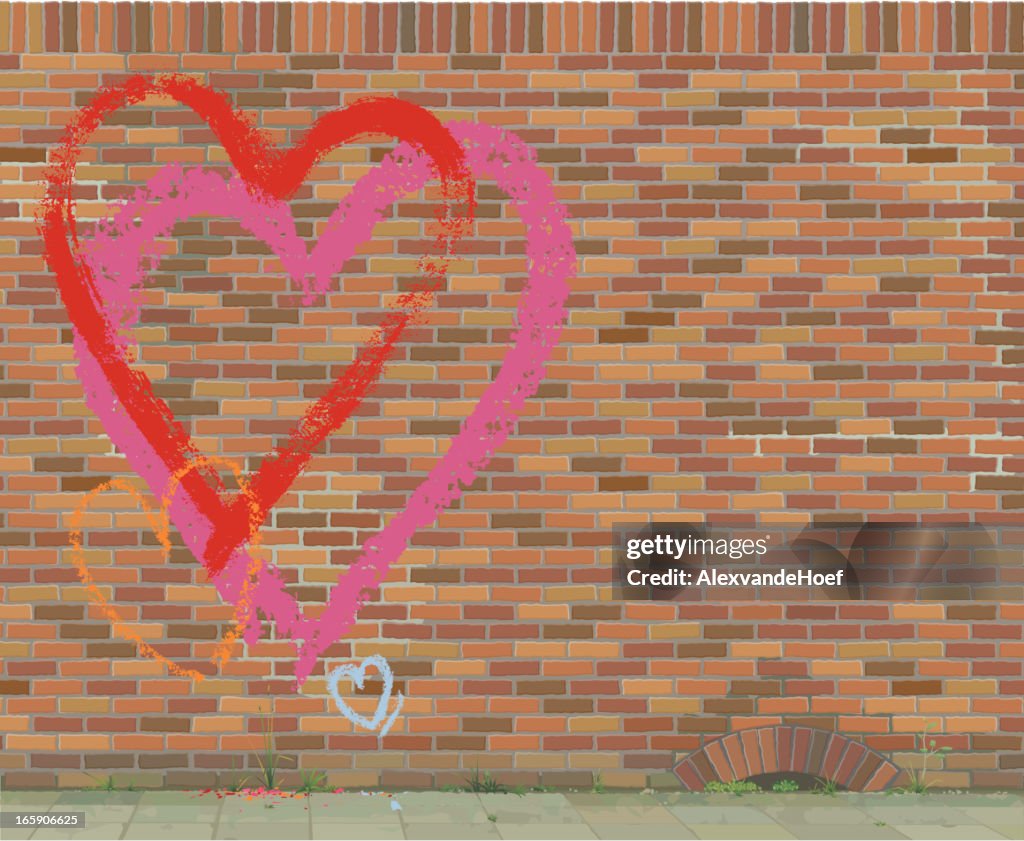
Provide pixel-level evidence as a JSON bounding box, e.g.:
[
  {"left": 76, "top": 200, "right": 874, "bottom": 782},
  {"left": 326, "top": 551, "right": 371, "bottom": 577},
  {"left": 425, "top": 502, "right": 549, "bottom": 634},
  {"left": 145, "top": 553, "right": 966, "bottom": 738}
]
[
  {"left": 813, "top": 776, "right": 841, "bottom": 796},
  {"left": 296, "top": 770, "right": 330, "bottom": 795},
  {"left": 85, "top": 774, "right": 118, "bottom": 792},
  {"left": 252, "top": 707, "right": 295, "bottom": 791},
  {"left": 772, "top": 779, "right": 800, "bottom": 793},
  {"left": 897, "top": 723, "right": 952, "bottom": 795},
  {"left": 464, "top": 766, "right": 508, "bottom": 794},
  {"left": 226, "top": 757, "right": 251, "bottom": 792}
]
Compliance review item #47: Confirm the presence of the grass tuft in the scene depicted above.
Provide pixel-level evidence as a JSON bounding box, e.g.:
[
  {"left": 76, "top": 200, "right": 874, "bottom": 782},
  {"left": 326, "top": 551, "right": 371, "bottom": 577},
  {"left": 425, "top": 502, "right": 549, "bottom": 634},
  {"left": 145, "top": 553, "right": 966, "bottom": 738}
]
[
  {"left": 813, "top": 776, "right": 841, "bottom": 796},
  {"left": 251, "top": 706, "right": 295, "bottom": 791},
  {"left": 296, "top": 770, "right": 330, "bottom": 795},
  {"left": 464, "top": 766, "right": 508, "bottom": 794}
]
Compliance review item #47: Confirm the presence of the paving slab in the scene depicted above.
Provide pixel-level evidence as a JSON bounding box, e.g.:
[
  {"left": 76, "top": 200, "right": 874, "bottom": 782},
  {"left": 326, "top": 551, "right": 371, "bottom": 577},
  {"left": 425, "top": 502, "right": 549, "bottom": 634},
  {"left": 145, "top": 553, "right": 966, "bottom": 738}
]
[
  {"left": 478, "top": 793, "right": 584, "bottom": 825},
  {"left": 564, "top": 793, "right": 679, "bottom": 825},
  {"left": 686, "top": 823, "right": 797, "bottom": 840},
  {"left": 126, "top": 823, "right": 215, "bottom": 840},
  {"left": 0, "top": 829, "right": 36, "bottom": 841},
  {"left": 394, "top": 792, "right": 491, "bottom": 824},
  {"left": 215, "top": 822, "right": 310, "bottom": 840},
  {"left": 890, "top": 827, "right": 1010, "bottom": 840},
  {"left": 308, "top": 793, "right": 403, "bottom": 825},
  {"left": 662, "top": 803, "right": 782, "bottom": 825},
  {"left": 587, "top": 823, "right": 697, "bottom": 840},
  {"left": 401, "top": 823, "right": 501, "bottom": 840},
  {"left": 862, "top": 803, "right": 979, "bottom": 826},
  {"left": 0, "top": 790, "right": 62, "bottom": 809},
  {"left": 132, "top": 796, "right": 220, "bottom": 824},
  {"left": 494, "top": 824, "right": 597, "bottom": 840},
  {"left": 759, "top": 803, "right": 887, "bottom": 826},
  {"left": 312, "top": 824, "right": 405, "bottom": 841},
  {"left": 777, "top": 823, "right": 909, "bottom": 840}
]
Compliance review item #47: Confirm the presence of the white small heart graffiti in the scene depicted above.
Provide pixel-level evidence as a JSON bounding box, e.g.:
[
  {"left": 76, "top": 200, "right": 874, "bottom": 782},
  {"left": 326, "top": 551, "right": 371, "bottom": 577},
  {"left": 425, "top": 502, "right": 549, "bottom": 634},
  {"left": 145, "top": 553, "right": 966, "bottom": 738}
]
[{"left": 326, "top": 655, "right": 404, "bottom": 738}]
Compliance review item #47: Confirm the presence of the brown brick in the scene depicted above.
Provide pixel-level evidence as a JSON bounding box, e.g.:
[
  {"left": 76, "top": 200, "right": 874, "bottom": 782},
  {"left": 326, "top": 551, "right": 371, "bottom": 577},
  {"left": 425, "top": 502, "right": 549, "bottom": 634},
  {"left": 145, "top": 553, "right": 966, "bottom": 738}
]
[
  {"left": 692, "top": 185, "right": 741, "bottom": 200},
  {"left": 867, "top": 438, "right": 919, "bottom": 454},
  {"left": 892, "top": 681, "right": 943, "bottom": 696},
  {"left": 826, "top": 55, "right": 878, "bottom": 69},
  {"left": 692, "top": 110, "right": 742, "bottom": 125},
  {"left": 600, "top": 328, "right": 650, "bottom": 343},
  {"left": 907, "top": 147, "right": 958, "bottom": 163},
  {"left": 706, "top": 402, "right": 757, "bottom": 417},
  {"left": 0, "top": 146, "right": 47, "bottom": 162},
  {"left": 719, "top": 92, "right": 771, "bottom": 107},
  {"left": 704, "top": 625, "right": 754, "bottom": 639},
  {"left": 813, "top": 365, "right": 864, "bottom": 380},
  {"left": 827, "top": 203, "right": 878, "bottom": 218},
  {"left": 893, "top": 420, "right": 945, "bottom": 435},
  {"left": 978, "top": 331, "right": 1024, "bottom": 345},
  {"left": 746, "top": 147, "right": 796, "bottom": 163},
  {"left": 801, "top": 184, "right": 850, "bottom": 201},
  {"left": 140, "top": 718, "right": 192, "bottom": 732},
  {"left": 517, "top": 681, "right": 567, "bottom": 695},
  {"left": 720, "top": 166, "right": 770, "bottom": 181},
  {"left": 880, "top": 128, "right": 931, "bottom": 144},
  {"left": 865, "top": 662, "right": 916, "bottom": 677},
  {"left": 692, "top": 258, "right": 743, "bottom": 273}
]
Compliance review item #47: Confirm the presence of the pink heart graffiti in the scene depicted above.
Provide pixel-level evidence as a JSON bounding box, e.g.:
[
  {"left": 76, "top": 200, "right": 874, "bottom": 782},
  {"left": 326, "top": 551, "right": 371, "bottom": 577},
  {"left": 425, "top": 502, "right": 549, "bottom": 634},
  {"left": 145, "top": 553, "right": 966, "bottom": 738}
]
[{"left": 74, "top": 122, "right": 575, "bottom": 686}]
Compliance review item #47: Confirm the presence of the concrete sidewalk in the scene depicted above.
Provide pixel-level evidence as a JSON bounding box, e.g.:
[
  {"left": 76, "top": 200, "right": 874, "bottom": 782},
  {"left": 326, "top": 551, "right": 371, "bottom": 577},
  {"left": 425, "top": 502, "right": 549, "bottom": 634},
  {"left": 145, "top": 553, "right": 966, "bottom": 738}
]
[{"left": 0, "top": 790, "right": 1020, "bottom": 840}]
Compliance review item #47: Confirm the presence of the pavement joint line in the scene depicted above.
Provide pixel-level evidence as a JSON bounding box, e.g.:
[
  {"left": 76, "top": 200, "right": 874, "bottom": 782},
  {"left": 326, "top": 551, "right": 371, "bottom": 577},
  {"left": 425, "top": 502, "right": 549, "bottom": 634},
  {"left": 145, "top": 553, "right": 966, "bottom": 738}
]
[
  {"left": 210, "top": 791, "right": 225, "bottom": 841},
  {"left": 120, "top": 793, "right": 142, "bottom": 841}
]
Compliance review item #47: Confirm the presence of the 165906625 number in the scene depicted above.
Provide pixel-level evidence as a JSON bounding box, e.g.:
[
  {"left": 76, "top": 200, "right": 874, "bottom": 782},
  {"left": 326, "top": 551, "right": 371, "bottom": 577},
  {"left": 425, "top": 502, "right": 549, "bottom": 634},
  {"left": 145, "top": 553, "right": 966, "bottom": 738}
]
[{"left": 0, "top": 812, "right": 85, "bottom": 828}]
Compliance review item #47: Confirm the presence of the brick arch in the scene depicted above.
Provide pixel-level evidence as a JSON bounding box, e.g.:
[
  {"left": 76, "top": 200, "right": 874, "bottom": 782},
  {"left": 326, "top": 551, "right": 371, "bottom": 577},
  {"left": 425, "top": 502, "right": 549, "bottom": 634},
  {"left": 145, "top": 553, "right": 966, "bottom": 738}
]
[{"left": 673, "top": 726, "right": 901, "bottom": 793}]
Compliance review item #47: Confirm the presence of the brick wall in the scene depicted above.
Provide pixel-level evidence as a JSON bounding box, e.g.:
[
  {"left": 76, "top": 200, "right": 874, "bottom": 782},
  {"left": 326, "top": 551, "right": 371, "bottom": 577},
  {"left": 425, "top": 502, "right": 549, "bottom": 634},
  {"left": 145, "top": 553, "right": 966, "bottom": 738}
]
[{"left": 1, "top": 2, "right": 1022, "bottom": 791}]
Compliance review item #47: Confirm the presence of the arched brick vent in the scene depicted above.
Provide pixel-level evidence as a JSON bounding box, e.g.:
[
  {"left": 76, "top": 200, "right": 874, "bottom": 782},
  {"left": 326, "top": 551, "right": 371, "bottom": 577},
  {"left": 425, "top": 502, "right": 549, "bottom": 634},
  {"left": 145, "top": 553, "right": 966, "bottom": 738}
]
[{"left": 673, "top": 726, "right": 901, "bottom": 792}]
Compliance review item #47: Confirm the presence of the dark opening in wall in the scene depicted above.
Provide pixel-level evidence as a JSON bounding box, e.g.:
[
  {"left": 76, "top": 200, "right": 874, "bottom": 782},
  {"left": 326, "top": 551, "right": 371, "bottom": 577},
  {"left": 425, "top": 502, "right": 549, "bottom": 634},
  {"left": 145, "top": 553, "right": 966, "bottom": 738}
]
[{"left": 674, "top": 726, "right": 901, "bottom": 793}]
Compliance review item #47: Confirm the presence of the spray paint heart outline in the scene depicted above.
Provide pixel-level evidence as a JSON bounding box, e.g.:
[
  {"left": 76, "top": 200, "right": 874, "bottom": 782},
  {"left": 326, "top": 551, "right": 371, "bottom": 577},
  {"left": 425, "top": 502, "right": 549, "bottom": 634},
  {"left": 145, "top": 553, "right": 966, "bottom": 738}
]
[
  {"left": 41, "top": 74, "right": 476, "bottom": 584},
  {"left": 326, "top": 656, "right": 404, "bottom": 738},
  {"left": 60, "top": 121, "right": 575, "bottom": 686},
  {"left": 68, "top": 455, "right": 264, "bottom": 681}
]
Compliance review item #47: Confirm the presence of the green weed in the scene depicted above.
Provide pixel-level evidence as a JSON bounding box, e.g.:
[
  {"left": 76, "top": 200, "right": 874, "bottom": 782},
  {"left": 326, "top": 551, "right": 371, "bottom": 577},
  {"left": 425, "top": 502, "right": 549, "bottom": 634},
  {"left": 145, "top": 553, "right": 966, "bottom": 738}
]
[
  {"left": 226, "top": 757, "right": 252, "bottom": 792},
  {"left": 813, "top": 776, "right": 841, "bottom": 796},
  {"left": 463, "top": 766, "right": 508, "bottom": 794},
  {"left": 296, "top": 769, "right": 330, "bottom": 795},
  {"left": 85, "top": 774, "right": 118, "bottom": 792},
  {"left": 251, "top": 706, "right": 294, "bottom": 791},
  {"left": 772, "top": 779, "right": 800, "bottom": 793},
  {"left": 897, "top": 723, "right": 952, "bottom": 795}
]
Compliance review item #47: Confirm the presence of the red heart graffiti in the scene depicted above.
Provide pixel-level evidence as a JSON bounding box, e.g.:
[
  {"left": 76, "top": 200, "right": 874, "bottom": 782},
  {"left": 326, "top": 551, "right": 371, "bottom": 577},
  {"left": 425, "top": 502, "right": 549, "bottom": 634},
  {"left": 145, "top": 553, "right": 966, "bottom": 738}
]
[{"left": 41, "top": 74, "right": 475, "bottom": 577}]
